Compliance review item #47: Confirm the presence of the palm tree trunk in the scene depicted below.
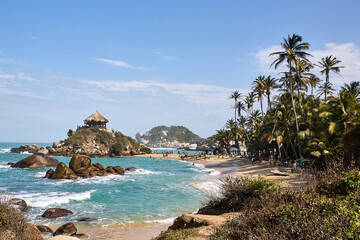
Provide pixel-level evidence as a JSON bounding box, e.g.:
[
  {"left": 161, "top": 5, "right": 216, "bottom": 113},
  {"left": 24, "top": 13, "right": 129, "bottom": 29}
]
[
  {"left": 234, "top": 101, "right": 237, "bottom": 120},
  {"left": 260, "top": 97, "right": 264, "bottom": 118},
  {"left": 289, "top": 63, "right": 303, "bottom": 158},
  {"left": 325, "top": 70, "right": 329, "bottom": 101},
  {"left": 267, "top": 94, "right": 271, "bottom": 110}
]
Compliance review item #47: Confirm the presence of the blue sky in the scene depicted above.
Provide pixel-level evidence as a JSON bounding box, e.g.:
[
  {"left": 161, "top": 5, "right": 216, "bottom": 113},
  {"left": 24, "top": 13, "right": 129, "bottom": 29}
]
[{"left": 1, "top": 1, "right": 360, "bottom": 142}]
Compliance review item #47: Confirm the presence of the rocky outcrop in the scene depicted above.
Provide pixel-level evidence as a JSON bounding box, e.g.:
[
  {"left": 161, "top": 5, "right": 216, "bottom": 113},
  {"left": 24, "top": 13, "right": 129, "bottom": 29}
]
[
  {"left": 45, "top": 155, "right": 125, "bottom": 179},
  {"left": 25, "top": 223, "right": 46, "bottom": 240},
  {"left": 136, "top": 125, "right": 203, "bottom": 148},
  {"left": 42, "top": 208, "right": 73, "bottom": 218},
  {"left": 49, "top": 163, "right": 78, "bottom": 180},
  {"left": 11, "top": 154, "right": 59, "bottom": 169}
]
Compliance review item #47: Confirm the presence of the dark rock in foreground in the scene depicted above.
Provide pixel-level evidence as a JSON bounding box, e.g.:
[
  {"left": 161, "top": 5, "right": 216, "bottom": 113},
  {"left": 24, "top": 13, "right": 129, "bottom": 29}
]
[
  {"left": 11, "top": 154, "right": 59, "bottom": 169},
  {"left": 36, "top": 225, "right": 53, "bottom": 233},
  {"left": 42, "top": 208, "right": 73, "bottom": 218},
  {"left": 50, "top": 163, "right": 78, "bottom": 179},
  {"left": 53, "top": 223, "right": 77, "bottom": 236},
  {"left": 9, "top": 198, "right": 28, "bottom": 212}
]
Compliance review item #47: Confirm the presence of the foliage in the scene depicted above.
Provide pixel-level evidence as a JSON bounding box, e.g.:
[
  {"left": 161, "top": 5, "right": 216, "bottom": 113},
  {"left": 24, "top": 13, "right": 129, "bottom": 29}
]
[
  {"left": 110, "top": 142, "right": 123, "bottom": 156},
  {"left": 140, "top": 147, "right": 152, "bottom": 154},
  {"left": 212, "top": 33, "right": 359, "bottom": 169},
  {"left": 0, "top": 196, "right": 27, "bottom": 240},
  {"left": 155, "top": 229, "right": 196, "bottom": 240},
  {"left": 211, "top": 172, "right": 360, "bottom": 240}
]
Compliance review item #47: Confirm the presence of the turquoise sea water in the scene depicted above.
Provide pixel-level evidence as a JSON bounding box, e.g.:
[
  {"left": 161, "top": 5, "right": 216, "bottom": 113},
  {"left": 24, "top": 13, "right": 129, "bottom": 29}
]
[{"left": 0, "top": 143, "right": 219, "bottom": 227}]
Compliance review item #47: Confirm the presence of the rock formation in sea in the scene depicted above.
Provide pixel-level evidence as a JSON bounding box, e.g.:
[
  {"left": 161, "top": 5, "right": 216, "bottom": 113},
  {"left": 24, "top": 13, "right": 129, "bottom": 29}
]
[
  {"left": 10, "top": 153, "right": 59, "bottom": 169},
  {"left": 10, "top": 111, "right": 146, "bottom": 157},
  {"left": 45, "top": 154, "right": 127, "bottom": 179},
  {"left": 136, "top": 125, "right": 210, "bottom": 149}
]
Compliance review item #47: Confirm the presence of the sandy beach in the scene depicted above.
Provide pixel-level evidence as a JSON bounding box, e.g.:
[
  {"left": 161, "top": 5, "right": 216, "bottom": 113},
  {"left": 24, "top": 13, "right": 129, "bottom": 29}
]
[{"left": 57, "top": 153, "right": 305, "bottom": 240}]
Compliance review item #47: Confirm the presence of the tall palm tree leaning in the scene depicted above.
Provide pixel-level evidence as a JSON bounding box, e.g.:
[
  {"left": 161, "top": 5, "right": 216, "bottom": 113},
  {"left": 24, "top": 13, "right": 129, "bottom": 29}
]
[
  {"left": 316, "top": 55, "right": 344, "bottom": 101},
  {"left": 269, "top": 34, "right": 312, "bottom": 159},
  {"left": 229, "top": 91, "right": 242, "bottom": 120}
]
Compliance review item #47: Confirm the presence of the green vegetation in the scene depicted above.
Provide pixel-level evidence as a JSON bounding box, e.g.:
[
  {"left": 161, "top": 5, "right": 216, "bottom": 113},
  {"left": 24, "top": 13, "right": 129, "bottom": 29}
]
[
  {"left": 64, "top": 127, "right": 140, "bottom": 155},
  {"left": 210, "top": 171, "right": 360, "bottom": 239},
  {"left": 140, "top": 147, "right": 152, "bottom": 154},
  {"left": 155, "top": 229, "right": 196, "bottom": 240},
  {"left": 212, "top": 33, "right": 359, "bottom": 169},
  {"left": 0, "top": 196, "right": 27, "bottom": 239},
  {"left": 139, "top": 126, "right": 201, "bottom": 144}
]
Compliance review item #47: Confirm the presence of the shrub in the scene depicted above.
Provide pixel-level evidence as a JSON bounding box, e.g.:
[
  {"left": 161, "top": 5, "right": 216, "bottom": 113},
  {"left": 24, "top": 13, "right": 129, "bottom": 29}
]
[
  {"left": 111, "top": 143, "right": 123, "bottom": 156},
  {"left": 0, "top": 196, "right": 27, "bottom": 240},
  {"left": 140, "top": 147, "right": 152, "bottom": 154}
]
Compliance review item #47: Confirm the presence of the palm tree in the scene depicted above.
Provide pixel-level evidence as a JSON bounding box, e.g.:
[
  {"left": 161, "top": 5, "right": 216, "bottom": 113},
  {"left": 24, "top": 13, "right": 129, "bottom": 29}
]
[
  {"left": 316, "top": 55, "right": 344, "bottom": 101},
  {"left": 270, "top": 34, "right": 312, "bottom": 158},
  {"left": 245, "top": 92, "right": 256, "bottom": 116},
  {"left": 236, "top": 101, "right": 246, "bottom": 118},
  {"left": 263, "top": 75, "right": 277, "bottom": 110},
  {"left": 317, "top": 82, "right": 335, "bottom": 99},
  {"left": 229, "top": 91, "right": 242, "bottom": 120},
  {"left": 309, "top": 75, "right": 321, "bottom": 96},
  {"left": 341, "top": 81, "right": 360, "bottom": 98},
  {"left": 252, "top": 75, "right": 265, "bottom": 118}
]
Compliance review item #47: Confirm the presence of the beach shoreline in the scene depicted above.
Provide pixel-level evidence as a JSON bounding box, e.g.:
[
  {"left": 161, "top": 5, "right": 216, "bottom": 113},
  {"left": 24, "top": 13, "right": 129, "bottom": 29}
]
[{"left": 45, "top": 153, "right": 302, "bottom": 239}]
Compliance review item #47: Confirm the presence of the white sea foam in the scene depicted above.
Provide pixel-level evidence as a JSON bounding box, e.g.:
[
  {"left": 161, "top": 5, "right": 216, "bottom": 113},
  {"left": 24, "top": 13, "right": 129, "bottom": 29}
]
[
  {"left": 34, "top": 171, "right": 47, "bottom": 178},
  {"left": 192, "top": 179, "right": 222, "bottom": 197},
  {"left": 145, "top": 217, "right": 176, "bottom": 224},
  {"left": 126, "top": 168, "right": 160, "bottom": 175},
  {"left": 20, "top": 151, "right": 30, "bottom": 154},
  {"left": 15, "top": 190, "right": 95, "bottom": 207},
  {"left": 0, "top": 165, "right": 10, "bottom": 169},
  {"left": 193, "top": 163, "right": 221, "bottom": 175},
  {"left": 0, "top": 148, "right": 11, "bottom": 154}
]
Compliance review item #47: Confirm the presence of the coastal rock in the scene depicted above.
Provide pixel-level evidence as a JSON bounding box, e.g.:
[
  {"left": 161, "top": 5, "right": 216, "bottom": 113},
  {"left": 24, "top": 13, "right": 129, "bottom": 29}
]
[
  {"left": 69, "top": 155, "right": 93, "bottom": 174},
  {"left": 9, "top": 198, "right": 28, "bottom": 212},
  {"left": 125, "top": 167, "right": 137, "bottom": 172},
  {"left": 37, "top": 149, "right": 49, "bottom": 155},
  {"left": 42, "top": 208, "right": 73, "bottom": 218},
  {"left": 45, "top": 169, "right": 55, "bottom": 178},
  {"left": 36, "top": 225, "right": 53, "bottom": 233},
  {"left": 50, "top": 163, "right": 78, "bottom": 180},
  {"left": 11, "top": 154, "right": 59, "bottom": 169},
  {"left": 25, "top": 223, "right": 46, "bottom": 240},
  {"left": 53, "top": 223, "right": 77, "bottom": 236},
  {"left": 53, "top": 142, "right": 62, "bottom": 148},
  {"left": 169, "top": 214, "right": 210, "bottom": 230},
  {"left": 92, "top": 163, "right": 104, "bottom": 170}
]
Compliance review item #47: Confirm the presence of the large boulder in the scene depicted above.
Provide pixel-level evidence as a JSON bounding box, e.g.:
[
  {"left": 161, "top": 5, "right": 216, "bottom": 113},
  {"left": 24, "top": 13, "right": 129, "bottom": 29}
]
[
  {"left": 36, "top": 225, "right": 53, "bottom": 233},
  {"left": 11, "top": 154, "right": 59, "bottom": 168},
  {"left": 49, "top": 236, "right": 80, "bottom": 240},
  {"left": 24, "top": 223, "right": 46, "bottom": 240},
  {"left": 42, "top": 208, "right": 73, "bottom": 218},
  {"left": 37, "top": 148, "right": 49, "bottom": 156},
  {"left": 50, "top": 163, "right": 78, "bottom": 180},
  {"left": 9, "top": 198, "right": 28, "bottom": 212},
  {"left": 53, "top": 223, "right": 77, "bottom": 236},
  {"left": 69, "top": 155, "right": 93, "bottom": 174}
]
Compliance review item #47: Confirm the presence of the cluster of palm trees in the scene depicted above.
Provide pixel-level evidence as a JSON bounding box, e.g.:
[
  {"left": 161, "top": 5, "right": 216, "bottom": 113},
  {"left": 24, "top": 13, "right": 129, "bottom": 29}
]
[{"left": 212, "top": 34, "right": 360, "bottom": 168}]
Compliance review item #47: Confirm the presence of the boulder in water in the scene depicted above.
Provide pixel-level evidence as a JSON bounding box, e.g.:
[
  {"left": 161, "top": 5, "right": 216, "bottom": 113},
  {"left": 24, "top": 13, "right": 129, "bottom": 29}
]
[
  {"left": 42, "top": 208, "right": 73, "bottom": 218},
  {"left": 53, "top": 223, "right": 77, "bottom": 236},
  {"left": 37, "top": 149, "right": 49, "bottom": 156},
  {"left": 69, "top": 155, "right": 94, "bottom": 174},
  {"left": 11, "top": 154, "right": 59, "bottom": 169},
  {"left": 125, "top": 167, "right": 137, "bottom": 172},
  {"left": 50, "top": 163, "right": 78, "bottom": 180}
]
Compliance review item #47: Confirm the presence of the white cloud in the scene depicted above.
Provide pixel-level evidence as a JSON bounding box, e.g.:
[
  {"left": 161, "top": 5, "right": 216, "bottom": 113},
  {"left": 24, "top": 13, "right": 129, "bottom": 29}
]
[
  {"left": 17, "top": 72, "right": 39, "bottom": 82},
  {"left": 94, "top": 57, "right": 149, "bottom": 70},
  {"left": 254, "top": 43, "right": 360, "bottom": 85},
  {"left": 155, "top": 51, "right": 178, "bottom": 61},
  {"left": 82, "top": 79, "right": 246, "bottom": 105}
]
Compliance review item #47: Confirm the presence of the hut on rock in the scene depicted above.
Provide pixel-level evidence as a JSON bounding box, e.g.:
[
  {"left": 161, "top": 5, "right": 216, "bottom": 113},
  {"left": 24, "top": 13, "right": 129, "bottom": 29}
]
[{"left": 84, "top": 111, "right": 109, "bottom": 128}]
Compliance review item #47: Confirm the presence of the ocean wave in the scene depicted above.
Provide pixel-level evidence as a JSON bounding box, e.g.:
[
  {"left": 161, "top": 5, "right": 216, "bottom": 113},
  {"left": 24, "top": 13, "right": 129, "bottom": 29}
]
[
  {"left": 15, "top": 190, "right": 95, "bottom": 207},
  {"left": 50, "top": 174, "right": 130, "bottom": 186},
  {"left": 0, "top": 165, "right": 10, "bottom": 169},
  {"left": 193, "top": 163, "right": 221, "bottom": 175},
  {"left": 191, "top": 179, "right": 222, "bottom": 197},
  {"left": 20, "top": 151, "right": 30, "bottom": 154},
  {"left": 126, "top": 168, "right": 161, "bottom": 175},
  {"left": 34, "top": 171, "right": 47, "bottom": 178},
  {"left": 0, "top": 148, "right": 11, "bottom": 154},
  {"left": 145, "top": 217, "right": 176, "bottom": 224}
]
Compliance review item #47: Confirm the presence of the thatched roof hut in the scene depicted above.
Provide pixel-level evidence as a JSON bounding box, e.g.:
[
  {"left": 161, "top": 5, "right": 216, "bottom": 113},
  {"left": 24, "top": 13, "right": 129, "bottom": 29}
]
[{"left": 84, "top": 111, "right": 109, "bottom": 128}]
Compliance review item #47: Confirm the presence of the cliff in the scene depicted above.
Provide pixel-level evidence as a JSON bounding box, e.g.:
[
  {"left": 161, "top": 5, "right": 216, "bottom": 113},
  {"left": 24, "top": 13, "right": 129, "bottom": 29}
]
[{"left": 135, "top": 125, "right": 203, "bottom": 149}]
